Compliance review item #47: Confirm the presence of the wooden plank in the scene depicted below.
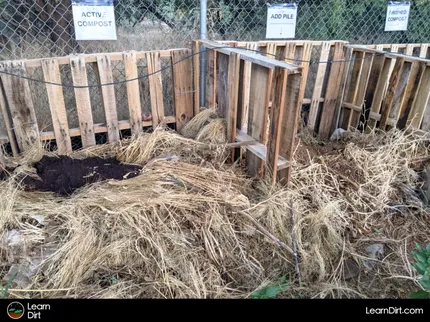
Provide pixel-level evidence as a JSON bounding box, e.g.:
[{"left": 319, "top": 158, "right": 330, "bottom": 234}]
[
  {"left": 0, "top": 79, "right": 19, "bottom": 155},
  {"left": 40, "top": 117, "right": 176, "bottom": 141},
  {"left": 319, "top": 42, "right": 346, "bottom": 139},
  {"left": 146, "top": 52, "right": 165, "bottom": 127},
  {"left": 96, "top": 55, "right": 120, "bottom": 142},
  {"left": 70, "top": 56, "right": 96, "bottom": 148},
  {"left": 379, "top": 58, "right": 406, "bottom": 129},
  {"left": 367, "top": 57, "right": 393, "bottom": 130},
  {"left": 397, "top": 61, "right": 424, "bottom": 129},
  {"left": 123, "top": 51, "right": 143, "bottom": 134},
  {"left": 216, "top": 52, "right": 229, "bottom": 117},
  {"left": 23, "top": 49, "right": 177, "bottom": 68},
  {"left": 277, "top": 72, "right": 303, "bottom": 185},
  {"left": 419, "top": 44, "right": 429, "bottom": 59},
  {"left": 246, "top": 64, "right": 272, "bottom": 177},
  {"left": 266, "top": 67, "right": 289, "bottom": 184},
  {"left": 350, "top": 52, "right": 375, "bottom": 128},
  {"left": 239, "top": 43, "right": 257, "bottom": 133},
  {"left": 386, "top": 62, "right": 412, "bottom": 128},
  {"left": 332, "top": 47, "right": 353, "bottom": 133},
  {"left": 405, "top": 44, "right": 414, "bottom": 56},
  {"left": 0, "top": 61, "right": 39, "bottom": 152},
  {"left": 308, "top": 41, "right": 331, "bottom": 131},
  {"left": 193, "top": 41, "right": 200, "bottom": 113},
  {"left": 409, "top": 66, "right": 430, "bottom": 130},
  {"left": 200, "top": 40, "right": 300, "bottom": 72},
  {"left": 362, "top": 46, "right": 385, "bottom": 130},
  {"left": 41, "top": 59, "right": 72, "bottom": 154},
  {"left": 236, "top": 130, "right": 289, "bottom": 169},
  {"left": 205, "top": 48, "right": 217, "bottom": 109},
  {"left": 226, "top": 52, "right": 240, "bottom": 156},
  {"left": 171, "top": 49, "right": 194, "bottom": 131}
]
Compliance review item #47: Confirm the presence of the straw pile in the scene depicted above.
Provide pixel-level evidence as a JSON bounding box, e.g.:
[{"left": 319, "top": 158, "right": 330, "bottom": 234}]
[{"left": 0, "top": 125, "right": 429, "bottom": 299}]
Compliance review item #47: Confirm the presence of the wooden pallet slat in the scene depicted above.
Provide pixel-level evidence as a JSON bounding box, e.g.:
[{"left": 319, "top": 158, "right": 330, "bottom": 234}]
[
  {"left": 367, "top": 57, "right": 393, "bottom": 129},
  {"left": 410, "top": 65, "right": 430, "bottom": 130},
  {"left": 246, "top": 64, "right": 272, "bottom": 177},
  {"left": 205, "top": 48, "right": 217, "bottom": 109},
  {"left": 0, "top": 61, "right": 40, "bottom": 152},
  {"left": 240, "top": 43, "right": 258, "bottom": 134},
  {"left": 226, "top": 52, "right": 241, "bottom": 149},
  {"left": 267, "top": 67, "right": 289, "bottom": 184},
  {"left": 0, "top": 79, "right": 19, "bottom": 155},
  {"left": 308, "top": 41, "right": 331, "bottom": 132},
  {"left": 146, "top": 52, "right": 165, "bottom": 127},
  {"left": 319, "top": 42, "right": 346, "bottom": 139},
  {"left": 419, "top": 44, "right": 429, "bottom": 59},
  {"left": 379, "top": 58, "right": 406, "bottom": 129},
  {"left": 70, "top": 55, "right": 96, "bottom": 148},
  {"left": 171, "top": 49, "right": 194, "bottom": 131},
  {"left": 41, "top": 59, "right": 72, "bottom": 154},
  {"left": 216, "top": 53, "right": 229, "bottom": 117},
  {"left": 193, "top": 41, "right": 200, "bottom": 113},
  {"left": 96, "top": 55, "right": 120, "bottom": 142},
  {"left": 123, "top": 51, "right": 143, "bottom": 134}
]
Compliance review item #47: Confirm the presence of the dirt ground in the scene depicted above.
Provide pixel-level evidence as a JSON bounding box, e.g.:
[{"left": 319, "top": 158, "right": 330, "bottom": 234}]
[{"left": 18, "top": 156, "right": 142, "bottom": 195}]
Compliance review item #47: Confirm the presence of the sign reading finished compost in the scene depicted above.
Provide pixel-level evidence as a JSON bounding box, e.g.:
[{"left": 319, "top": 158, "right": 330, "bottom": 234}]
[
  {"left": 385, "top": 1, "right": 411, "bottom": 31},
  {"left": 266, "top": 3, "right": 297, "bottom": 39},
  {"left": 72, "top": 0, "right": 117, "bottom": 40}
]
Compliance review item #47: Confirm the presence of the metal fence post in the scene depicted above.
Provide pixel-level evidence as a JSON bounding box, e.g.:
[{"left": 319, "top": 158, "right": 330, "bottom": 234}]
[{"left": 199, "top": 0, "right": 207, "bottom": 109}]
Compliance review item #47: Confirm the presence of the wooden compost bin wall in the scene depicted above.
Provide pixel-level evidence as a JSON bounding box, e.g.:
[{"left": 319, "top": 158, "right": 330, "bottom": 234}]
[
  {"left": 209, "top": 40, "right": 430, "bottom": 139},
  {"left": 337, "top": 44, "right": 430, "bottom": 136},
  {"left": 0, "top": 48, "right": 195, "bottom": 156},
  {"left": 197, "top": 40, "right": 304, "bottom": 184}
]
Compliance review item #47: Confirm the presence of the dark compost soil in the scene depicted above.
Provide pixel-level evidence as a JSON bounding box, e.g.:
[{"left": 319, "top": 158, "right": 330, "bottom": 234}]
[{"left": 22, "top": 155, "right": 142, "bottom": 195}]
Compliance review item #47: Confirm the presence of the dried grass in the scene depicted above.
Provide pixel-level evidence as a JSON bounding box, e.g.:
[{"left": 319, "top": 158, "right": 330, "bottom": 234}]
[
  {"left": 0, "top": 127, "right": 429, "bottom": 299},
  {"left": 180, "top": 109, "right": 218, "bottom": 139}
]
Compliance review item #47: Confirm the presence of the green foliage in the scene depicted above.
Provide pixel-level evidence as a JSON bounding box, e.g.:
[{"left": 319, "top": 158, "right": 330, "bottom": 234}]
[
  {"left": 1, "top": 270, "right": 17, "bottom": 299},
  {"left": 251, "top": 276, "right": 289, "bottom": 299},
  {"left": 410, "top": 243, "right": 430, "bottom": 299}
]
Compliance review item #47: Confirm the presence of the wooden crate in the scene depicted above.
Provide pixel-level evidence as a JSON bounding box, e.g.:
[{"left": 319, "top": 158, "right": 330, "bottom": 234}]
[{"left": 0, "top": 48, "right": 195, "bottom": 155}]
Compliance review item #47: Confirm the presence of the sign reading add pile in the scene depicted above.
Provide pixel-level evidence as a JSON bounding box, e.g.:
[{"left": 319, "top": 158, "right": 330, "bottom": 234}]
[
  {"left": 266, "top": 3, "right": 297, "bottom": 39},
  {"left": 385, "top": 1, "right": 411, "bottom": 31},
  {"left": 72, "top": 0, "right": 117, "bottom": 40}
]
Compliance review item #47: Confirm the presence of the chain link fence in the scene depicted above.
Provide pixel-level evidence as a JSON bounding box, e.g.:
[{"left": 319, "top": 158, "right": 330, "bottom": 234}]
[{"left": 1, "top": 0, "right": 430, "bottom": 146}]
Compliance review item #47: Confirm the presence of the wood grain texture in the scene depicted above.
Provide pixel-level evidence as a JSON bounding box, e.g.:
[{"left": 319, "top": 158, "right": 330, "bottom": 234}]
[
  {"left": 70, "top": 55, "right": 96, "bottom": 148},
  {"left": 419, "top": 44, "right": 429, "bottom": 59},
  {"left": 308, "top": 41, "right": 331, "bottom": 132},
  {"left": 277, "top": 72, "right": 303, "bottom": 185},
  {"left": 240, "top": 43, "right": 258, "bottom": 133},
  {"left": 216, "top": 52, "right": 229, "bottom": 117},
  {"left": 319, "top": 42, "right": 346, "bottom": 139},
  {"left": 123, "top": 51, "right": 143, "bottom": 134},
  {"left": 246, "top": 64, "right": 272, "bottom": 177},
  {"left": 205, "top": 49, "right": 217, "bottom": 109},
  {"left": 96, "top": 55, "right": 120, "bottom": 142},
  {"left": 379, "top": 58, "right": 405, "bottom": 129},
  {"left": 0, "top": 61, "right": 39, "bottom": 152},
  {"left": 226, "top": 52, "right": 240, "bottom": 147},
  {"left": 146, "top": 52, "right": 165, "bottom": 127},
  {"left": 0, "top": 79, "right": 19, "bottom": 155},
  {"left": 410, "top": 66, "right": 430, "bottom": 130},
  {"left": 367, "top": 57, "right": 393, "bottom": 129},
  {"left": 266, "top": 67, "right": 289, "bottom": 184},
  {"left": 171, "top": 49, "right": 194, "bottom": 131},
  {"left": 193, "top": 41, "right": 200, "bottom": 113}
]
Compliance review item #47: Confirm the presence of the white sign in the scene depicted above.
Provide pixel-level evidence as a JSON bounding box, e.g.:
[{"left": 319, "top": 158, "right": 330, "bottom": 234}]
[
  {"left": 266, "top": 3, "right": 297, "bottom": 39},
  {"left": 385, "top": 1, "right": 410, "bottom": 31},
  {"left": 72, "top": 0, "right": 117, "bottom": 40}
]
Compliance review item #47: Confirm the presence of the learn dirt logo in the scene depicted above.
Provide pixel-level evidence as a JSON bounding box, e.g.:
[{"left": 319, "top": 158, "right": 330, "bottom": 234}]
[{"left": 7, "top": 302, "right": 24, "bottom": 319}]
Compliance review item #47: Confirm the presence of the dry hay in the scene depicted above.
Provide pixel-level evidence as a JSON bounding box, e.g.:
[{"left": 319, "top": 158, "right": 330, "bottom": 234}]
[
  {"left": 196, "top": 119, "right": 227, "bottom": 145},
  {"left": 0, "top": 127, "right": 429, "bottom": 299},
  {"left": 180, "top": 109, "right": 218, "bottom": 139}
]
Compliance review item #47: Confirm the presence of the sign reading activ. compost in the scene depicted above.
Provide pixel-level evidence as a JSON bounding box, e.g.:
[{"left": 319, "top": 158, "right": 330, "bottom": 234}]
[
  {"left": 72, "top": 0, "right": 117, "bottom": 40},
  {"left": 385, "top": 1, "right": 411, "bottom": 31},
  {"left": 266, "top": 3, "right": 297, "bottom": 39}
]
